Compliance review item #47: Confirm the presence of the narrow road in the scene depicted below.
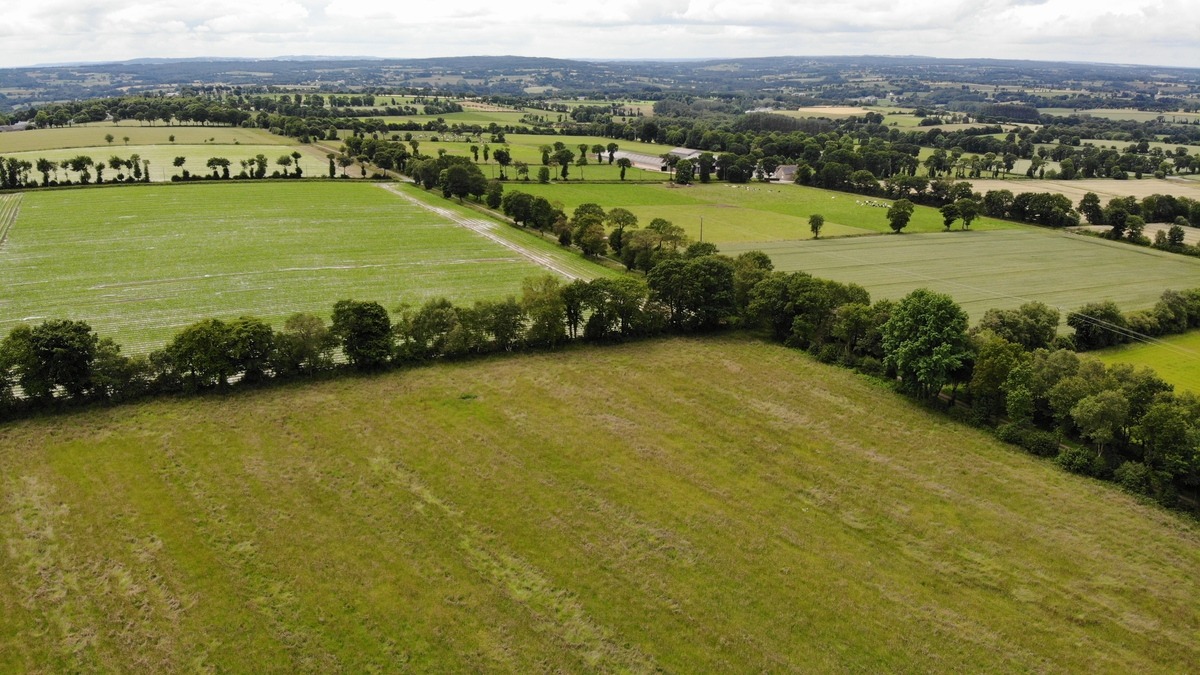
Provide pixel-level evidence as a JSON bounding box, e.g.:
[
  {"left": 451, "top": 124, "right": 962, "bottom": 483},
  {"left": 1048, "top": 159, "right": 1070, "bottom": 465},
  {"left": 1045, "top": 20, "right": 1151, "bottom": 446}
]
[{"left": 378, "top": 183, "right": 585, "bottom": 281}]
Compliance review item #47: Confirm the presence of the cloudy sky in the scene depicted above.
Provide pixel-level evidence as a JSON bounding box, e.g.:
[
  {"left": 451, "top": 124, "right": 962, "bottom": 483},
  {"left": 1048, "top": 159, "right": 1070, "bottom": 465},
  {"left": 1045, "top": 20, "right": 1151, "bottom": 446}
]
[{"left": 1, "top": 0, "right": 1197, "bottom": 69}]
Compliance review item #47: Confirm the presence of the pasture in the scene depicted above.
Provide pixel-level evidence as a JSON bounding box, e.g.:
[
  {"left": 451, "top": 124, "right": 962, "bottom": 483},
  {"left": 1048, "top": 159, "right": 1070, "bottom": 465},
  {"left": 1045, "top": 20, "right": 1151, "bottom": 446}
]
[
  {"left": 1, "top": 337, "right": 1197, "bottom": 671},
  {"left": 720, "top": 229, "right": 1200, "bottom": 321},
  {"left": 0, "top": 125, "right": 287, "bottom": 153},
  {"left": 0, "top": 181, "right": 608, "bottom": 352},
  {"left": 1097, "top": 330, "right": 1200, "bottom": 393},
  {"left": 2, "top": 144, "right": 329, "bottom": 182},
  {"left": 508, "top": 182, "right": 1021, "bottom": 243}
]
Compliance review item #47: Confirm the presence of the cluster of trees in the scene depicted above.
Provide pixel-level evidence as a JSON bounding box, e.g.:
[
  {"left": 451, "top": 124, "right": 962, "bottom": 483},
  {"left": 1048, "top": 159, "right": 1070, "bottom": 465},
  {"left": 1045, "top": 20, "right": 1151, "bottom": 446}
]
[
  {"left": 498, "top": 192, "right": 688, "bottom": 269},
  {"left": 1079, "top": 191, "right": 1200, "bottom": 231},
  {"left": 1065, "top": 288, "right": 1200, "bottom": 351},
  {"left": 17, "top": 97, "right": 253, "bottom": 129},
  {"left": 970, "top": 314, "right": 1200, "bottom": 508}
]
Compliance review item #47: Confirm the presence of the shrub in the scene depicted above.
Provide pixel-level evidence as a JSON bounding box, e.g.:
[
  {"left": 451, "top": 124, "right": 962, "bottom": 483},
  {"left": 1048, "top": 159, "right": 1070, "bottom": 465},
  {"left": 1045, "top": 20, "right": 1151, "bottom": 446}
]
[
  {"left": 1113, "top": 461, "right": 1151, "bottom": 496},
  {"left": 1056, "top": 445, "right": 1095, "bottom": 475}
]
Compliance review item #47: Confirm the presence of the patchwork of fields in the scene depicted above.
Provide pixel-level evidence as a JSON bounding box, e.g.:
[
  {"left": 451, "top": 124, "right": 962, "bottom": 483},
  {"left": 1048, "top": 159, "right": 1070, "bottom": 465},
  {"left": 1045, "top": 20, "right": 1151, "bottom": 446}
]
[
  {"left": 0, "top": 182, "right": 609, "bottom": 352},
  {"left": 721, "top": 229, "right": 1200, "bottom": 321},
  {"left": 1, "top": 337, "right": 1197, "bottom": 671}
]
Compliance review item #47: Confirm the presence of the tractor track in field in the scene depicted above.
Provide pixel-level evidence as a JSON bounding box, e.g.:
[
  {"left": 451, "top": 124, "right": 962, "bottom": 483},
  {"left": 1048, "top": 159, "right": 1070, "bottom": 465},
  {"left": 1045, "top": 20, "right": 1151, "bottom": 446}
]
[
  {"left": 0, "top": 193, "right": 22, "bottom": 251},
  {"left": 378, "top": 183, "right": 585, "bottom": 281}
]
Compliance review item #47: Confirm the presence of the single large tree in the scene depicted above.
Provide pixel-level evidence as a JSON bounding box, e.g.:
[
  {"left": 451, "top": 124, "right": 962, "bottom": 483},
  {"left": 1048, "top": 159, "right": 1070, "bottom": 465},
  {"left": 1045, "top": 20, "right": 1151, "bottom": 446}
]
[
  {"left": 887, "top": 199, "right": 915, "bottom": 233},
  {"left": 331, "top": 300, "right": 392, "bottom": 370},
  {"left": 882, "top": 289, "right": 971, "bottom": 398},
  {"left": 809, "top": 214, "right": 825, "bottom": 239}
]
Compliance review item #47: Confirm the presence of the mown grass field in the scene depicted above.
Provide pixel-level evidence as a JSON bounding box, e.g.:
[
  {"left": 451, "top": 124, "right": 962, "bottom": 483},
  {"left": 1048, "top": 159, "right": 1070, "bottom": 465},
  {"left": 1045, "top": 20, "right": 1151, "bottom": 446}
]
[
  {"left": 508, "top": 181, "right": 1021, "bottom": 243},
  {"left": 0, "top": 125, "right": 287, "bottom": 153},
  {"left": 0, "top": 181, "right": 608, "bottom": 352},
  {"left": 1, "top": 337, "right": 1197, "bottom": 671},
  {"left": 722, "top": 229, "right": 1200, "bottom": 321},
  {"left": 1097, "top": 330, "right": 1200, "bottom": 393},
  {"left": 2, "top": 144, "right": 329, "bottom": 182}
]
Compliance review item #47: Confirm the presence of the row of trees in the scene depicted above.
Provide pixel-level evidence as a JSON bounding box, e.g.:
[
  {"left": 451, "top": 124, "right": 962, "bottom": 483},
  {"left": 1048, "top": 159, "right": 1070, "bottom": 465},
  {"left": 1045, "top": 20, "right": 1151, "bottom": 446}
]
[
  {"left": 170, "top": 152, "right": 306, "bottom": 181},
  {"left": 0, "top": 154, "right": 151, "bottom": 188},
  {"left": 3, "top": 248, "right": 1197, "bottom": 509}
]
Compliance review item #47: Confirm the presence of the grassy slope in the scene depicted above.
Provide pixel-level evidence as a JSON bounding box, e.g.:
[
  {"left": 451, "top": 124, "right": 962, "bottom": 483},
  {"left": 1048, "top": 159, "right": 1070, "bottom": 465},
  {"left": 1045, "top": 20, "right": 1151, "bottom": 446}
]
[
  {"left": 722, "top": 230, "right": 1200, "bottom": 321},
  {"left": 1097, "top": 330, "right": 1200, "bottom": 393},
  {"left": 0, "top": 337, "right": 1197, "bottom": 672},
  {"left": 1, "top": 181, "right": 608, "bottom": 351}
]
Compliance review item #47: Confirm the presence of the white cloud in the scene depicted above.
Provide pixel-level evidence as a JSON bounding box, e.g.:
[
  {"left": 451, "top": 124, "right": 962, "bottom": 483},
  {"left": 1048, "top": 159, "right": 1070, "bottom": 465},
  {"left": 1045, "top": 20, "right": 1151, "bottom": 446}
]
[{"left": 0, "top": 0, "right": 1198, "bottom": 68}]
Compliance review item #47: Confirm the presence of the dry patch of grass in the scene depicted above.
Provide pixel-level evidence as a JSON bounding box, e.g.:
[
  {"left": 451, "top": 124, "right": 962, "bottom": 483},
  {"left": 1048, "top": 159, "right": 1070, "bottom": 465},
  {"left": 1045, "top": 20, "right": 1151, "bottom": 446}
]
[{"left": 967, "top": 177, "right": 1200, "bottom": 202}]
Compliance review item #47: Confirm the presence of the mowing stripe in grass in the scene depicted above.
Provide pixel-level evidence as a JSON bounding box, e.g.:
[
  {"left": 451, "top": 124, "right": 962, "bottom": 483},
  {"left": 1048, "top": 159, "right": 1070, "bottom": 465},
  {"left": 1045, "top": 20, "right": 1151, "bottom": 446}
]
[{"left": 0, "top": 194, "right": 20, "bottom": 248}]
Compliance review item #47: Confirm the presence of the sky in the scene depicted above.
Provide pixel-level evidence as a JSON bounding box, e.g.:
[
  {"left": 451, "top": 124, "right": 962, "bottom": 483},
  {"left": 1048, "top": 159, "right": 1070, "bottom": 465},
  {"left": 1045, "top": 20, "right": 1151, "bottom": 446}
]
[{"left": 1, "top": 0, "right": 1198, "bottom": 70}]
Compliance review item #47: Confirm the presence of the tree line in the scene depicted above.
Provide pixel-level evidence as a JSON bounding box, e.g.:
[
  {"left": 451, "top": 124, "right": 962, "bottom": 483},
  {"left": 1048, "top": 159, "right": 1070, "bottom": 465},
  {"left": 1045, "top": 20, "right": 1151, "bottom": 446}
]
[{"left": 3, "top": 246, "right": 1197, "bottom": 512}]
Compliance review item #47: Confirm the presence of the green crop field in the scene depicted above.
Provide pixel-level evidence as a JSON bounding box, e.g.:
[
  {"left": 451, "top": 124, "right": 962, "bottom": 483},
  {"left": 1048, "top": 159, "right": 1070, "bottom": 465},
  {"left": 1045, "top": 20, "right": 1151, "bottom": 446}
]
[
  {"left": 0, "top": 181, "right": 609, "bottom": 352},
  {"left": 372, "top": 110, "right": 531, "bottom": 127},
  {"left": 1, "top": 337, "right": 1197, "bottom": 671},
  {"left": 1097, "top": 330, "right": 1200, "bottom": 393},
  {"left": 507, "top": 181, "right": 1021, "bottom": 243},
  {"left": 721, "top": 229, "right": 1200, "bottom": 321},
  {"left": 2, "top": 144, "right": 329, "bottom": 182},
  {"left": 391, "top": 134, "right": 673, "bottom": 182},
  {"left": 0, "top": 125, "right": 287, "bottom": 153}
]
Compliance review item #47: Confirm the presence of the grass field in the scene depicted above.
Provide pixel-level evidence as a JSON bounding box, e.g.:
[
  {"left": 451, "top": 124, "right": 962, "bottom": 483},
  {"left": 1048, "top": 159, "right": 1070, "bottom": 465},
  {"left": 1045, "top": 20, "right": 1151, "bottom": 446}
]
[
  {"left": 1097, "top": 330, "right": 1200, "bottom": 393},
  {"left": 0, "top": 181, "right": 609, "bottom": 352},
  {"left": 1, "top": 337, "right": 1197, "bottom": 671},
  {"left": 2, "top": 144, "right": 329, "bottom": 182},
  {"left": 507, "top": 182, "right": 1021, "bottom": 243},
  {"left": 0, "top": 125, "right": 287, "bottom": 153},
  {"left": 721, "top": 229, "right": 1200, "bottom": 321},
  {"left": 392, "top": 134, "right": 673, "bottom": 182}
]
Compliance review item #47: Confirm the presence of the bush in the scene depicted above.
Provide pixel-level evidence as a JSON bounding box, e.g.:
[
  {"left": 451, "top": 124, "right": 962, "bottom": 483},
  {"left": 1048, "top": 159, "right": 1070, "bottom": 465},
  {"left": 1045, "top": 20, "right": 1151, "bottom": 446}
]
[
  {"left": 1020, "top": 429, "right": 1061, "bottom": 457},
  {"left": 856, "top": 356, "right": 883, "bottom": 377},
  {"left": 996, "top": 422, "right": 1022, "bottom": 444},
  {"left": 1056, "top": 444, "right": 1095, "bottom": 475},
  {"left": 1113, "top": 461, "right": 1151, "bottom": 496},
  {"left": 814, "top": 343, "right": 841, "bottom": 364}
]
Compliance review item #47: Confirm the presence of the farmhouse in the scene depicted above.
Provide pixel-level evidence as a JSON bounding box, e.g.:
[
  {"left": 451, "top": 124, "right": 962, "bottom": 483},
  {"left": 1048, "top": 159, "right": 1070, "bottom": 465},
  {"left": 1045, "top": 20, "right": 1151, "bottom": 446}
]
[
  {"left": 0, "top": 121, "right": 31, "bottom": 133},
  {"left": 772, "top": 164, "right": 799, "bottom": 182}
]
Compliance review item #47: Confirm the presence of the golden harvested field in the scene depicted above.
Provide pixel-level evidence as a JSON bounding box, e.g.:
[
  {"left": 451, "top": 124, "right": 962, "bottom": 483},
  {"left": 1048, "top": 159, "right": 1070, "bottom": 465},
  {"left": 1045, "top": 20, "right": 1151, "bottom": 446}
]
[{"left": 966, "top": 177, "right": 1200, "bottom": 202}]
